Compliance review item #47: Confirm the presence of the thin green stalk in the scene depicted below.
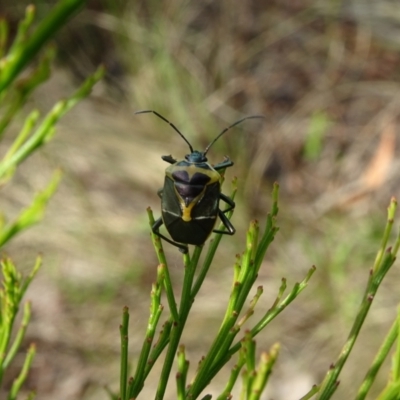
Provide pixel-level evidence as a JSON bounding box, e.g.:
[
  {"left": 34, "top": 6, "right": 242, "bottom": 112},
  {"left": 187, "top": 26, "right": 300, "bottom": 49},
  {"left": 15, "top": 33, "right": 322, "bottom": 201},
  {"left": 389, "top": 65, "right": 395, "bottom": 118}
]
[
  {"left": 188, "top": 188, "right": 280, "bottom": 398},
  {"left": 147, "top": 208, "right": 168, "bottom": 267},
  {"left": 317, "top": 260, "right": 395, "bottom": 399},
  {"left": 190, "top": 218, "right": 230, "bottom": 298},
  {"left": 19, "top": 256, "right": 41, "bottom": 299},
  {"left": 211, "top": 227, "right": 262, "bottom": 368},
  {"left": 6, "top": 6, "right": 35, "bottom": 56},
  {"left": 7, "top": 343, "right": 36, "bottom": 400},
  {"left": 393, "top": 309, "right": 400, "bottom": 381},
  {"left": 3, "top": 302, "right": 31, "bottom": 369},
  {"left": 0, "top": 19, "right": 8, "bottom": 58},
  {"left": 205, "top": 268, "right": 315, "bottom": 388},
  {"left": 188, "top": 227, "right": 257, "bottom": 397},
  {"left": 243, "top": 332, "right": 256, "bottom": 397},
  {"left": 2, "top": 110, "right": 40, "bottom": 162},
  {"left": 373, "top": 198, "right": 397, "bottom": 273},
  {"left": 143, "top": 319, "right": 173, "bottom": 378},
  {"left": 317, "top": 199, "right": 399, "bottom": 399},
  {"left": 159, "top": 264, "right": 179, "bottom": 323},
  {"left": 0, "top": 66, "right": 104, "bottom": 179},
  {"left": 254, "top": 183, "right": 279, "bottom": 272},
  {"left": 250, "top": 267, "right": 315, "bottom": 338},
  {"left": 0, "top": 46, "right": 54, "bottom": 137},
  {"left": 355, "top": 319, "right": 398, "bottom": 400},
  {"left": 377, "top": 381, "right": 400, "bottom": 400},
  {"left": 0, "top": 0, "right": 86, "bottom": 93},
  {"left": 0, "top": 257, "right": 41, "bottom": 386},
  {"left": 130, "top": 278, "right": 163, "bottom": 397},
  {"left": 299, "top": 385, "right": 320, "bottom": 400},
  {"left": 189, "top": 302, "right": 240, "bottom": 397},
  {"left": 0, "top": 171, "right": 61, "bottom": 246},
  {"left": 393, "top": 227, "right": 400, "bottom": 256},
  {"left": 176, "top": 345, "right": 189, "bottom": 400},
  {"left": 237, "top": 286, "right": 263, "bottom": 328},
  {"left": 248, "top": 345, "right": 279, "bottom": 400},
  {"left": 119, "top": 306, "right": 129, "bottom": 400},
  {"left": 216, "top": 356, "right": 246, "bottom": 400},
  {"left": 155, "top": 250, "right": 198, "bottom": 400}
]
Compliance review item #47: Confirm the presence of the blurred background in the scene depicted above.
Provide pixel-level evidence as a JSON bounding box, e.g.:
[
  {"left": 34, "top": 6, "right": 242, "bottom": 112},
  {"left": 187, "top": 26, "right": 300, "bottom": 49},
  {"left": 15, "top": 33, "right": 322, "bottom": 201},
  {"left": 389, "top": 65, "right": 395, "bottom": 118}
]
[{"left": 2, "top": 0, "right": 400, "bottom": 399}]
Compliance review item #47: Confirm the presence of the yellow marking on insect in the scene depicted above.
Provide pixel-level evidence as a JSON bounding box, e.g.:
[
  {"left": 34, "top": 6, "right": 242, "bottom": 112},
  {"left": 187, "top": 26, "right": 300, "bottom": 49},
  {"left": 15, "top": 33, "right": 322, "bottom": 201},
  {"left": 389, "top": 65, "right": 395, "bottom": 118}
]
[{"left": 181, "top": 202, "right": 195, "bottom": 222}]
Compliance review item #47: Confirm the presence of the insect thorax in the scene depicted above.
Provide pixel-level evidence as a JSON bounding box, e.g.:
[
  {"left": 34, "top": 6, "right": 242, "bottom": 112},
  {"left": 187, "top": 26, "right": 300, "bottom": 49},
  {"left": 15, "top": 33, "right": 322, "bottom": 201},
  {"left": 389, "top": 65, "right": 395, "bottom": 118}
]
[{"left": 165, "top": 160, "right": 221, "bottom": 222}]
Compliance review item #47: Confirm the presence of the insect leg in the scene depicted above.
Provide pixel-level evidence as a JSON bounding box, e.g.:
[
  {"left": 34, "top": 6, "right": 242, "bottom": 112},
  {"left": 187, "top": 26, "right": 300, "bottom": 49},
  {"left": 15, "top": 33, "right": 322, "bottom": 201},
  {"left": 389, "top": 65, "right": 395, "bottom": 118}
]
[
  {"left": 162, "top": 155, "right": 177, "bottom": 164},
  {"left": 151, "top": 217, "right": 189, "bottom": 253},
  {"left": 213, "top": 157, "right": 234, "bottom": 171},
  {"left": 213, "top": 209, "right": 235, "bottom": 235},
  {"left": 157, "top": 188, "right": 163, "bottom": 199},
  {"left": 219, "top": 193, "right": 235, "bottom": 214}
]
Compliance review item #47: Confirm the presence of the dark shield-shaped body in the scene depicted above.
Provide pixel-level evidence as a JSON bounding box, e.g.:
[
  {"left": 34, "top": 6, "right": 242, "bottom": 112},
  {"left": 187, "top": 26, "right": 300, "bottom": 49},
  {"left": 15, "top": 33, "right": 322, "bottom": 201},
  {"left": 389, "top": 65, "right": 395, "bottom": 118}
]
[{"left": 161, "top": 161, "right": 222, "bottom": 245}]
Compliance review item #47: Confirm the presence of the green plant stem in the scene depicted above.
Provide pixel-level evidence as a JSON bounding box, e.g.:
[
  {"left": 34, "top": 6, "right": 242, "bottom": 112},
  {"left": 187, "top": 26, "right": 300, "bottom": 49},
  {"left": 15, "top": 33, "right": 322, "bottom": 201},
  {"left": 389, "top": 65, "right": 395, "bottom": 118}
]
[
  {"left": 160, "top": 264, "right": 179, "bottom": 322},
  {"left": 0, "top": 46, "right": 54, "bottom": 137},
  {"left": 254, "top": 183, "right": 279, "bottom": 272},
  {"left": 355, "top": 319, "right": 398, "bottom": 400},
  {"left": 190, "top": 212, "right": 233, "bottom": 298},
  {"left": 2, "top": 110, "right": 40, "bottom": 162},
  {"left": 0, "top": 171, "right": 61, "bottom": 246},
  {"left": 209, "top": 223, "right": 261, "bottom": 368},
  {"left": 155, "top": 250, "right": 199, "bottom": 400},
  {"left": 373, "top": 198, "right": 397, "bottom": 273},
  {"left": 3, "top": 302, "right": 31, "bottom": 370},
  {"left": 217, "top": 357, "right": 246, "bottom": 400},
  {"left": 188, "top": 187, "right": 281, "bottom": 399},
  {"left": 393, "top": 308, "right": 400, "bottom": 381},
  {"left": 0, "top": 66, "right": 104, "bottom": 180},
  {"left": 200, "top": 268, "right": 314, "bottom": 396},
  {"left": 147, "top": 208, "right": 178, "bottom": 322},
  {"left": 146, "top": 208, "right": 168, "bottom": 267},
  {"left": 299, "top": 385, "right": 320, "bottom": 400},
  {"left": 317, "top": 198, "right": 399, "bottom": 399},
  {"left": 317, "top": 265, "right": 387, "bottom": 399},
  {"left": 130, "top": 277, "right": 163, "bottom": 397},
  {"left": 176, "top": 345, "right": 189, "bottom": 400},
  {"left": 0, "top": 0, "right": 86, "bottom": 93},
  {"left": 249, "top": 268, "right": 315, "bottom": 338},
  {"left": 0, "top": 19, "right": 8, "bottom": 58},
  {"left": 7, "top": 343, "right": 36, "bottom": 400},
  {"left": 130, "top": 183, "right": 282, "bottom": 399},
  {"left": 143, "top": 319, "right": 172, "bottom": 379},
  {"left": 248, "top": 345, "right": 279, "bottom": 400},
  {"left": 119, "top": 306, "right": 129, "bottom": 400},
  {"left": 0, "top": 257, "right": 41, "bottom": 386}
]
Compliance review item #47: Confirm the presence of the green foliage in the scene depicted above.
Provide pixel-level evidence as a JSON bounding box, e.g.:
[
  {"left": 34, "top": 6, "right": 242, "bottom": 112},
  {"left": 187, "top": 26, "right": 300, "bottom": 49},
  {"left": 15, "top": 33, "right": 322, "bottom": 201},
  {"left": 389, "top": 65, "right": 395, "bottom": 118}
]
[
  {"left": 0, "top": 0, "right": 86, "bottom": 94},
  {"left": 316, "top": 199, "right": 400, "bottom": 399},
  {"left": 115, "top": 189, "right": 400, "bottom": 399},
  {"left": 117, "top": 184, "right": 316, "bottom": 399},
  {"left": 0, "top": 171, "right": 61, "bottom": 247},
  {"left": 0, "top": 1, "right": 103, "bottom": 398},
  {"left": 0, "top": 258, "right": 40, "bottom": 400}
]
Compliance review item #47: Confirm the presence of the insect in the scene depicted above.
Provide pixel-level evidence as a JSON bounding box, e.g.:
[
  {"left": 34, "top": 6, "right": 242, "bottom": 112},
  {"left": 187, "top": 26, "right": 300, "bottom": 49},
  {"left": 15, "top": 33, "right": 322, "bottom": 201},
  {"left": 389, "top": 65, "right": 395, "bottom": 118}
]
[{"left": 136, "top": 110, "right": 264, "bottom": 253}]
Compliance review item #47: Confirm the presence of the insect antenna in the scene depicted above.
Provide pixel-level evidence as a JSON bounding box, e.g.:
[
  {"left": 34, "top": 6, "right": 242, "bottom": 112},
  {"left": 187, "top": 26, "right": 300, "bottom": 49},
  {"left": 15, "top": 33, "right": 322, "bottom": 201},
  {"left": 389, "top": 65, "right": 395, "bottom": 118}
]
[
  {"left": 135, "top": 110, "right": 194, "bottom": 153},
  {"left": 203, "top": 115, "right": 265, "bottom": 155}
]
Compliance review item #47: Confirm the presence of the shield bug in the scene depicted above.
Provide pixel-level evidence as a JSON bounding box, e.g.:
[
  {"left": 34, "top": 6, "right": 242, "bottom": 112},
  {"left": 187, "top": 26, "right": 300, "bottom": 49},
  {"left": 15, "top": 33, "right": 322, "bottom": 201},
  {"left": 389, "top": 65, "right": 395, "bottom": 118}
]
[{"left": 136, "top": 110, "right": 264, "bottom": 253}]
